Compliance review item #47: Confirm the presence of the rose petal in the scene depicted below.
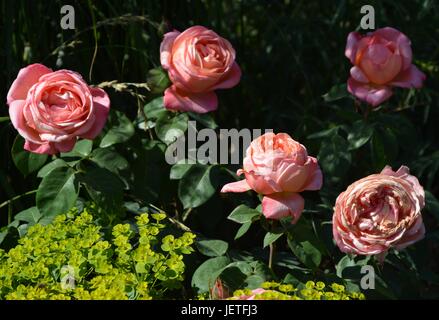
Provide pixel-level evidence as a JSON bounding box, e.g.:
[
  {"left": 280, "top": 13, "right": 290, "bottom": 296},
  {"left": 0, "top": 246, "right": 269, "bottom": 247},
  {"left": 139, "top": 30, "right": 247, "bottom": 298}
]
[
  {"left": 345, "top": 32, "right": 361, "bottom": 64},
  {"left": 381, "top": 165, "right": 425, "bottom": 208},
  {"left": 79, "top": 87, "right": 111, "bottom": 139},
  {"left": 391, "top": 65, "right": 426, "bottom": 88},
  {"left": 24, "top": 140, "right": 56, "bottom": 155},
  {"left": 347, "top": 77, "right": 393, "bottom": 107},
  {"left": 54, "top": 138, "right": 77, "bottom": 153},
  {"left": 9, "top": 100, "right": 42, "bottom": 144},
  {"left": 210, "top": 62, "right": 241, "bottom": 90},
  {"left": 220, "top": 179, "right": 252, "bottom": 193},
  {"left": 350, "top": 66, "right": 369, "bottom": 83},
  {"left": 374, "top": 27, "right": 413, "bottom": 70},
  {"left": 276, "top": 162, "right": 311, "bottom": 193},
  {"left": 244, "top": 171, "right": 282, "bottom": 194},
  {"left": 394, "top": 217, "right": 425, "bottom": 250},
  {"left": 374, "top": 27, "right": 409, "bottom": 44},
  {"left": 360, "top": 44, "right": 402, "bottom": 84},
  {"left": 160, "top": 31, "right": 180, "bottom": 70},
  {"left": 164, "top": 85, "right": 218, "bottom": 113},
  {"left": 262, "top": 192, "right": 304, "bottom": 223},
  {"left": 6, "top": 63, "right": 52, "bottom": 104},
  {"left": 24, "top": 138, "right": 76, "bottom": 155},
  {"left": 302, "top": 157, "right": 323, "bottom": 191}
]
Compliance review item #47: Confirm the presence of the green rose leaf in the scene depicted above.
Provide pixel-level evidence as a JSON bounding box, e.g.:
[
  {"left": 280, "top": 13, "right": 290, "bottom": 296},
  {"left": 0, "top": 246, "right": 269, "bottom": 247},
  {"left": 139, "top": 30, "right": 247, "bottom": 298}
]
[
  {"left": 347, "top": 120, "right": 374, "bottom": 150},
  {"left": 371, "top": 127, "right": 398, "bottom": 171},
  {"left": 100, "top": 110, "right": 135, "bottom": 148},
  {"left": 318, "top": 131, "right": 352, "bottom": 185},
  {"left": 12, "top": 135, "right": 48, "bottom": 177},
  {"left": 37, "top": 159, "right": 69, "bottom": 178},
  {"left": 188, "top": 112, "right": 218, "bottom": 129},
  {"left": 78, "top": 166, "right": 125, "bottom": 214},
  {"left": 155, "top": 112, "right": 188, "bottom": 145},
  {"left": 322, "top": 83, "right": 348, "bottom": 102},
  {"left": 335, "top": 255, "right": 357, "bottom": 278},
  {"left": 178, "top": 164, "right": 216, "bottom": 209},
  {"left": 285, "top": 217, "right": 326, "bottom": 270},
  {"left": 89, "top": 148, "right": 129, "bottom": 174},
  {"left": 14, "top": 206, "right": 41, "bottom": 224},
  {"left": 196, "top": 239, "right": 229, "bottom": 257},
  {"left": 61, "top": 139, "right": 93, "bottom": 158},
  {"left": 307, "top": 126, "right": 340, "bottom": 140},
  {"left": 336, "top": 255, "right": 371, "bottom": 279},
  {"left": 36, "top": 167, "right": 79, "bottom": 217},
  {"left": 170, "top": 162, "right": 194, "bottom": 180},
  {"left": 228, "top": 204, "right": 261, "bottom": 224},
  {"left": 191, "top": 256, "right": 231, "bottom": 293},
  {"left": 234, "top": 221, "right": 252, "bottom": 240},
  {"left": 144, "top": 96, "right": 168, "bottom": 120},
  {"left": 263, "top": 232, "right": 283, "bottom": 248},
  {"left": 287, "top": 238, "right": 322, "bottom": 269},
  {"left": 147, "top": 67, "right": 170, "bottom": 94}
]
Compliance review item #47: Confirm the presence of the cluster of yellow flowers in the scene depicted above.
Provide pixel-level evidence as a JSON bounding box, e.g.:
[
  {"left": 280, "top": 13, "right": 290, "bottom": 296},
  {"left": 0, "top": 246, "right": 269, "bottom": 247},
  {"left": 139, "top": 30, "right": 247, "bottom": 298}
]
[
  {"left": 0, "top": 205, "right": 196, "bottom": 300},
  {"left": 230, "top": 281, "right": 366, "bottom": 300}
]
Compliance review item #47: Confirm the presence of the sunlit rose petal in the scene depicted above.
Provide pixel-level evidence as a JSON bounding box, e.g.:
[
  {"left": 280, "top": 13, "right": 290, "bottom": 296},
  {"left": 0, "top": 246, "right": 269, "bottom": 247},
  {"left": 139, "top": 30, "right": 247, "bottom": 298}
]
[{"left": 333, "top": 165, "right": 425, "bottom": 257}]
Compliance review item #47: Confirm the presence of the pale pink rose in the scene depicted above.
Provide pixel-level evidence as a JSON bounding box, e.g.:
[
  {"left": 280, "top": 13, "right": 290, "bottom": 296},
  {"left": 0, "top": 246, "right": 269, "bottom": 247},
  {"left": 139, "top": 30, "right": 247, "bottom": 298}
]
[
  {"left": 345, "top": 27, "right": 426, "bottom": 107},
  {"left": 333, "top": 166, "right": 425, "bottom": 258},
  {"left": 7, "top": 64, "right": 110, "bottom": 155},
  {"left": 221, "top": 132, "right": 322, "bottom": 222},
  {"left": 160, "top": 26, "right": 241, "bottom": 113}
]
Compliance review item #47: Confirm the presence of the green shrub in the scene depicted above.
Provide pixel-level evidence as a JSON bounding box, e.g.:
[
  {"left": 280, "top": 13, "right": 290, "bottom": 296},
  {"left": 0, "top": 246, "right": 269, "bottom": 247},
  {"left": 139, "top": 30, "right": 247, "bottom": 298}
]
[{"left": 0, "top": 204, "right": 195, "bottom": 300}]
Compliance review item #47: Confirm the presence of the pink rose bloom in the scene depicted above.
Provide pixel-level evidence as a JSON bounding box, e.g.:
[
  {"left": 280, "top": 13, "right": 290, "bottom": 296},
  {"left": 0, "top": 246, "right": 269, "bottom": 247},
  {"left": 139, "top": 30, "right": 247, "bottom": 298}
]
[
  {"left": 221, "top": 133, "right": 322, "bottom": 195},
  {"left": 160, "top": 25, "right": 241, "bottom": 113},
  {"left": 345, "top": 27, "right": 426, "bottom": 107},
  {"left": 7, "top": 64, "right": 110, "bottom": 155},
  {"left": 333, "top": 166, "right": 425, "bottom": 258},
  {"left": 221, "top": 132, "right": 322, "bottom": 222}
]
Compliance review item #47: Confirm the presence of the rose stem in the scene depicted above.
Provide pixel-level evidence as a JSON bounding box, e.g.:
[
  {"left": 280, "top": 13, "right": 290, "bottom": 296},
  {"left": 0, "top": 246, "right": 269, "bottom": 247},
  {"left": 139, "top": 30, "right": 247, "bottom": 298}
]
[{"left": 269, "top": 242, "right": 275, "bottom": 270}]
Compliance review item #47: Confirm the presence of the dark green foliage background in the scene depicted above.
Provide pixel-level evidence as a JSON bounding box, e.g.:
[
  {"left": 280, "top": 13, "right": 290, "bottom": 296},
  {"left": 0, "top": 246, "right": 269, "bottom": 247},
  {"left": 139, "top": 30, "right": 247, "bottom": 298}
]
[{"left": 0, "top": 0, "right": 438, "bottom": 299}]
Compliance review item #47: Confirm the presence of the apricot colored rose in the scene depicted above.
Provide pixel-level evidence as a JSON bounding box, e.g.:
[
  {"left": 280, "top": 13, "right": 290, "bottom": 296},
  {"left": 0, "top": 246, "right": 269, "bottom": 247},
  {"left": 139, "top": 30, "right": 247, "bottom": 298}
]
[
  {"left": 160, "top": 26, "right": 241, "bottom": 113},
  {"left": 7, "top": 64, "right": 110, "bottom": 154},
  {"left": 221, "top": 132, "right": 322, "bottom": 222},
  {"left": 221, "top": 133, "right": 322, "bottom": 195},
  {"left": 345, "top": 27, "right": 425, "bottom": 106}
]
